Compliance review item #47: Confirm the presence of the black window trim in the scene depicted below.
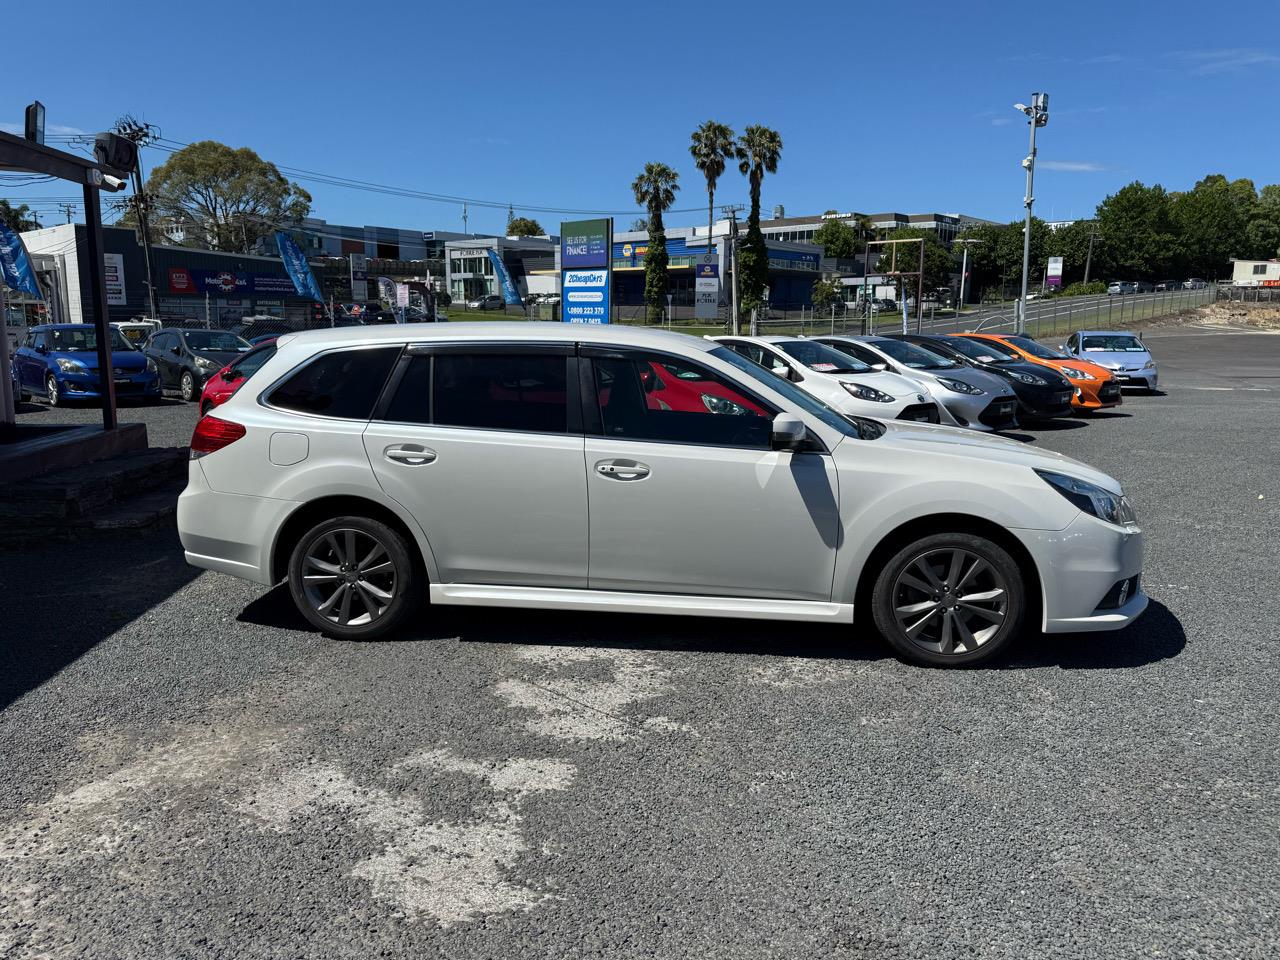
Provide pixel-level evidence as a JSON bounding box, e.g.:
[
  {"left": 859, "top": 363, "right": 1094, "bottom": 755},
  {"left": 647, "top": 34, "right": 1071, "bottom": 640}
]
[
  {"left": 372, "top": 343, "right": 583, "bottom": 436},
  {"left": 258, "top": 343, "right": 406, "bottom": 422},
  {"left": 580, "top": 346, "right": 810, "bottom": 453}
]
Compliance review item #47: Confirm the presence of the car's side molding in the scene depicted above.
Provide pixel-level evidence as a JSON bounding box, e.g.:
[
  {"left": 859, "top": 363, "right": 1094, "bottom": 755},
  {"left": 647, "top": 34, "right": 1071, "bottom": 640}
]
[{"left": 431, "top": 583, "right": 855, "bottom": 623}]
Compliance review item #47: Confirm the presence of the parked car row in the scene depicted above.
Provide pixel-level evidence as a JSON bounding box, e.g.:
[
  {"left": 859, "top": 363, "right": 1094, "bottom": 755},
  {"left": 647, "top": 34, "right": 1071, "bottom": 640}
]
[
  {"left": 177, "top": 321, "right": 1150, "bottom": 671},
  {"left": 1109, "top": 278, "right": 1207, "bottom": 295}
]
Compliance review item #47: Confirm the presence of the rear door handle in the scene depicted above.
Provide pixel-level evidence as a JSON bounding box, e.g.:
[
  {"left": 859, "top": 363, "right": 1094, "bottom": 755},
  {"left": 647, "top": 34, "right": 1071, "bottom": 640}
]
[
  {"left": 385, "top": 444, "right": 436, "bottom": 466},
  {"left": 595, "top": 459, "right": 650, "bottom": 481}
]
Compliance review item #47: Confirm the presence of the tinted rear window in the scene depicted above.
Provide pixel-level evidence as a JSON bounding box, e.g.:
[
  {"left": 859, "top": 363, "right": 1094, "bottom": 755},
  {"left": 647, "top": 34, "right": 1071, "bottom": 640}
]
[{"left": 268, "top": 346, "right": 399, "bottom": 419}]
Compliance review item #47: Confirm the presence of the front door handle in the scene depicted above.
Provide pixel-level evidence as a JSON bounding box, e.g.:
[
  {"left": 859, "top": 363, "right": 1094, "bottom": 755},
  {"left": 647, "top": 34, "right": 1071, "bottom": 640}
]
[
  {"left": 385, "top": 444, "right": 436, "bottom": 466},
  {"left": 595, "top": 459, "right": 650, "bottom": 481}
]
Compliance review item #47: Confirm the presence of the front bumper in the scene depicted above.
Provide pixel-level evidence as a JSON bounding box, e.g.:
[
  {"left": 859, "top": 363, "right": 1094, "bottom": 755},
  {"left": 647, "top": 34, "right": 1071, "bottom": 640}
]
[
  {"left": 1014, "top": 512, "right": 1146, "bottom": 633},
  {"left": 939, "top": 392, "right": 1018, "bottom": 431},
  {"left": 1073, "top": 379, "right": 1123, "bottom": 409},
  {"left": 59, "top": 371, "right": 161, "bottom": 399}
]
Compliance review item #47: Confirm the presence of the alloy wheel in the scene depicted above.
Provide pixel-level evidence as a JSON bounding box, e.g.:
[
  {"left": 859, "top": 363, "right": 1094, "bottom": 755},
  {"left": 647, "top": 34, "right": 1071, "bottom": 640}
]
[
  {"left": 180, "top": 373, "right": 195, "bottom": 402},
  {"left": 46, "top": 376, "right": 59, "bottom": 407},
  {"left": 891, "top": 548, "right": 1010, "bottom": 656},
  {"left": 301, "top": 528, "right": 398, "bottom": 628}
]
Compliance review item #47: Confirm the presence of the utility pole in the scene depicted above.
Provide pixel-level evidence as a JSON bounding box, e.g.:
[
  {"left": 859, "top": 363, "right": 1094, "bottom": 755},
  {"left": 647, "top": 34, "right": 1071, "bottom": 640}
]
[
  {"left": 1083, "top": 222, "right": 1097, "bottom": 285},
  {"left": 1014, "top": 93, "right": 1049, "bottom": 335},
  {"left": 60, "top": 202, "right": 76, "bottom": 224},
  {"left": 954, "top": 238, "right": 981, "bottom": 323},
  {"left": 721, "top": 205, "right": 742, "bottom": 335},
  {"left": 113, "top": 116, "right": 160, "bottom": 319},
  {"left": 462, "top": 202, "right": 469, "bottom": 237}
]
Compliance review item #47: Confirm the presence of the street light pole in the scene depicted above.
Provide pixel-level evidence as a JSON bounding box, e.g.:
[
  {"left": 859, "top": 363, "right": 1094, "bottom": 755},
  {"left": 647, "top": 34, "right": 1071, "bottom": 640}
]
[
  {"left": 1015, "top": 92, "right": 1048, "bottom": 335},
  {"left": 954, "top": 238, "right": 980, "bottom": 325},
  {"left": 1083, "top": 221, "right": 1097, "bottom": 285}
]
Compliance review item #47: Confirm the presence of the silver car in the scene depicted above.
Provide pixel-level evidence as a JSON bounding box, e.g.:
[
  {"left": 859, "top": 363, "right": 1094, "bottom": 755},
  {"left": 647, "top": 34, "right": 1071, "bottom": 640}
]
[
  {"left": 816, "top": 335, "right": 1019, "bottom": 431},
  {"left": 178, "top": 322, "right": 1146, "bottom": 667},
  {"left": 1062, "top": 330, "right": 1159, "bottom": 390}
]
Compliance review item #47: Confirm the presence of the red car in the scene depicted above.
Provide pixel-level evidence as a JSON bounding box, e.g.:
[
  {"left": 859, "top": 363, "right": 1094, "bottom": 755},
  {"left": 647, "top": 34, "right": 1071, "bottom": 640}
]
[{"left": 198, "top": 339, "right": 277, "bottom": 414}]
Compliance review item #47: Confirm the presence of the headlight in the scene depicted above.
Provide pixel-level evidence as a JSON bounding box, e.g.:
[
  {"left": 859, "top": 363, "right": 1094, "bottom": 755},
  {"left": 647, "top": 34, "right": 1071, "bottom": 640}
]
[
  {"left": 840, "top": 381, "right": 894, "bottom": 403},
  {"left": 146, "top": 357, "right": 158, "bottom": 374},
  {"left": 1009, "top": 370, "right": 1047, "bottom": 386},
  {"left": 55, "top": 358, "right": 85, "bottom": 373},
  {"left": 1061, "top": 366, "right": 1096, "bottom": 381},
  {"left": 701, "top": 393, "right": 750, "bottom": 415},
  {"left": 1143, "top": 359, "right": 1156, "bottom": 369},
  {"left": 194, "top": 356, "right": 218, "bottom": 370},
  {"left": 936, "top": 376, "right": 983, "bottom": 396},
  {"left": 1036, "top": 470, "right": 1137, "bottom": 525}
]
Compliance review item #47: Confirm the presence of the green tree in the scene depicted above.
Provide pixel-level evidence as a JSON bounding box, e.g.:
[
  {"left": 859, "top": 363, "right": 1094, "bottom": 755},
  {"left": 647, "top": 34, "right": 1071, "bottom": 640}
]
[
  {"left": 1046, "top": 220, "right": 1101, "bottom": 286},
  {"left": 143, "top": 140, "right": 311, "bottom": 253},
  {"left": 0, "top": 200, "right": 40, "bottom": 232},
  {"left": 1095, "top": 182, "right": 1181, "bottom": 281},
  {"left": 1246, "top": 184, "right": 1280, "bottom": 260},
  {"left": 505, "top": 216, "right": 544, "bottom": 237},
  {"left": 629, "top": 217, "right": 649, "bottom": 232},
  {"left": 812, "top": 218, "right": 859, "bottom": 259},
  {"left": 689, "top": 120, "right": 737, "bottom": 267},
  {"left": 736, "top": 125, "right": 783, "bottom": 318},
  {"left": 810, "top": 278, "right": 844, "bottom": 312},
  {"left": 631, "top": 161, "right": 680, "bottom": 324},
  {"left": 1171, "top": 174, "right": 1257, "bottom": 278}
]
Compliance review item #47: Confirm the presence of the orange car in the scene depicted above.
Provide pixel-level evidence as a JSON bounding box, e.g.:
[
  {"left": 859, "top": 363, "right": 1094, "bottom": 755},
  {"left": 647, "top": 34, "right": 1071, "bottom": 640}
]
[{"left": 953, "top": 333, "right": 1122, "bottom": 411}]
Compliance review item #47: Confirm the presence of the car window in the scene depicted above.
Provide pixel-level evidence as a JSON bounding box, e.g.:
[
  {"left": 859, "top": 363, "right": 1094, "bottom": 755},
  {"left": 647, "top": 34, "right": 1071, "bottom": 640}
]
[
  {"left": 45, "top": 326, "right": 132, "bottom": 352},
  {"left": 1003, "top": 336, "right": 1068, "bottom": 360},
  {"left": 868, "top": 338, "right": 957, "bottom": 369},
  {"left": 183, "top": 330, "right": 251, "bottom": 353},
  {"left": 593, "top": 353, "right": 773, "bottom": 448},
  {"left": 267, "top": 346, "right": 400, "bottom": 419},
  {"left": 31, "top": 331, "right": 46, "bottom": 350},
  {"left": 822, "top": 340, "right": 883, "bottom": 368},
  {"left": 775, "top": 340, "right": 872, "bottom": 373},
  {"left": 431, "top": 353, "right": 569, "bottom": 433},
  {"left": 229, "top": 343, "right": 277, "bottom": 380},
  {"left": 1081, "top": 335, "right": 1145, "bottom": 352},
  {"left": 951, "top": 336, "right": 1020, "bottom": 361}
]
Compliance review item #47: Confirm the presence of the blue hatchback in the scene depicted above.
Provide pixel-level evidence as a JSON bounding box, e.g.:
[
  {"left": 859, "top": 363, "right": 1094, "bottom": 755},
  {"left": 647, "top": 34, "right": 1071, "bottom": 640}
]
[{"left": 11, "top": 323, "right": 162, "bottom": 407}]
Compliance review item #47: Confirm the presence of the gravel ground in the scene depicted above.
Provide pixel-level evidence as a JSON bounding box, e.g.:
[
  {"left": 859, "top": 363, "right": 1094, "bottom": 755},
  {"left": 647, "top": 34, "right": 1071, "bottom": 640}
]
[{"left": 1, "top": 329, "right": 1277, "bottom": 959}]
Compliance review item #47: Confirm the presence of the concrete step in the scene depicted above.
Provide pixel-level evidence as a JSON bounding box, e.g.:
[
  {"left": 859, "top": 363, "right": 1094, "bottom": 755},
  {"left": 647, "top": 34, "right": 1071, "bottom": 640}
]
[
  {"left": 0, "top": 447, "right": 186, "bottom": 520},
  {"left": 70, "top": 477, "right": 186, "bottom": 536}
]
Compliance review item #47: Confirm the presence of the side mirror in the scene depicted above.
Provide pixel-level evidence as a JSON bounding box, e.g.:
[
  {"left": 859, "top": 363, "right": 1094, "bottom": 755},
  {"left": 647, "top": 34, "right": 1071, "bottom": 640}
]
[
  {"left": 770, "top": 413, "right": 807, "bottom": 452},
  {"left": 170, "top": 346, "right": 181, "bottom": 356},
  {"left": 871, "top": 362, "right": 887, "bottom": 372},
  {"left": 36, "top": 344, "right": 47, "bottom": 355}
]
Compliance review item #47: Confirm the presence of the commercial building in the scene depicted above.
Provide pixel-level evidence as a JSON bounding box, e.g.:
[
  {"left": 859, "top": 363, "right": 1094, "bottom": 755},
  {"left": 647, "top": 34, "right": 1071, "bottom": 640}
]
[
  {"left": 443, "top": 235, "right": 558, "bottom": 304},
  {"left": 281, "top": 218, "right": 478, "bottom": 262},
  {"left": 758, "top": 210, "right": 997, "bottom": 248}
]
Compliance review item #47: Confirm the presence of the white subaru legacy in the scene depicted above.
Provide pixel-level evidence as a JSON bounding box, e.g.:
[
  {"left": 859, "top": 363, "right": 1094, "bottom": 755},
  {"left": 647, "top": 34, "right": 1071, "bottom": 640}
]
[{"left": 178, "top": 323, "right": 1146, "bottom": 667}]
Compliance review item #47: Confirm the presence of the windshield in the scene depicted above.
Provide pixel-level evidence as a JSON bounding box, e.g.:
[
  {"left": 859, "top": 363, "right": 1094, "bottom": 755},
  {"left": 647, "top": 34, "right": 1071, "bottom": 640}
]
[
  {"left": 1004, "top": 335, "right": 1068, "bottom": 360},
  {"left": 184, "top": 330, "right": 251, "bottom": 352},
  {"left": 1081, "top": 335, "right": 1146, "bottom": 352},
  {"left": 775, "top": 340, "right": 872, "bottom": 373},
  {"left": 871, "top": 338, "right": 957, "bottom": 370},
  {"left": 943, "top": 336, "right": 1017, "bottom": 363},
  {"left": 709, "top": 347, "right": 875, "bottom": 439},
  {"left": 46, "top": 327, "right": 134, "bottom": 352}
]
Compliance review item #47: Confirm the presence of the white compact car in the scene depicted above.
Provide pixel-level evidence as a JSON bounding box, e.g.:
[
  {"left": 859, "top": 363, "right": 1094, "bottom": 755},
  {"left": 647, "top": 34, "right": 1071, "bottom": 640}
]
[
  {"left": 178, "top": 323, "right": 1147, "bottom": 667},
  {"left": 712, "top": 335, "right": 950, "bottom": 424}
]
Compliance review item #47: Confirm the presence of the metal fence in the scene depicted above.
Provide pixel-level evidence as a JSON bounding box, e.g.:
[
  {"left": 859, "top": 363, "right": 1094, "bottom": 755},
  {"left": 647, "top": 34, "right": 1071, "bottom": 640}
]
[{"left": 1217, "top": 285, "right": 1280, "bottom": 304}]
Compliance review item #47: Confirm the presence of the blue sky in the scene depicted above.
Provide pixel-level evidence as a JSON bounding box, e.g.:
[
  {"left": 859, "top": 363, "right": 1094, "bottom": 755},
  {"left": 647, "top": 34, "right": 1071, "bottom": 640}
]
[{"left": 5, "top": 0, "right": 1279, "bottom": 235}]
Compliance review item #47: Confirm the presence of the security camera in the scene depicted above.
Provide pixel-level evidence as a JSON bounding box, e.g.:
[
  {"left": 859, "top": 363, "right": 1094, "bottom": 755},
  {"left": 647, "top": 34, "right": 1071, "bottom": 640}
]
[
  {"left": 87, "top": 169, "right": 129, "bottom": 191},
  {"left": 1021, "top": 156, "right": 1033, "bottom": 169}
]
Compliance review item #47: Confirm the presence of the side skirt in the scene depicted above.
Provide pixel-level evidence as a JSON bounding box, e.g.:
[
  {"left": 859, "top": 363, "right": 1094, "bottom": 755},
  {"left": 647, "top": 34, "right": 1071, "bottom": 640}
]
[{"left": 429, "top": 583, "right": 855, "bottom": 624}]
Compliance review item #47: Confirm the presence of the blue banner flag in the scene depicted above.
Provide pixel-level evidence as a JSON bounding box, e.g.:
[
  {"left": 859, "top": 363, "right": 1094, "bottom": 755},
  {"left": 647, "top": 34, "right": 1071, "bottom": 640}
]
[
  {"left": 275, "top": 231, "right": 325, "bottom": 302},
  {"left": 486, "top": 248, "right": 523, "bottom": 306},
  {"left": 0, "top": 223, "right": 41, "bottom": 297}
]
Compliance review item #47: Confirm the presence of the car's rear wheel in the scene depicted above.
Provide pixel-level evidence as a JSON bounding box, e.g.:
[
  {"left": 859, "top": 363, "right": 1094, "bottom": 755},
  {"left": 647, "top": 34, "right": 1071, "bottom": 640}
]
[
  {"left": 46, "top": 375, "right": 61, "bottom": 407},
  {"left": 179, "top": 371, "right": 196, "bottom": 402},
  {"left": 288, "top": 516, "right": 418, "bottom": 640},
  {"left": 871, "top": 532, "right": 1025, "bottom": 667}
]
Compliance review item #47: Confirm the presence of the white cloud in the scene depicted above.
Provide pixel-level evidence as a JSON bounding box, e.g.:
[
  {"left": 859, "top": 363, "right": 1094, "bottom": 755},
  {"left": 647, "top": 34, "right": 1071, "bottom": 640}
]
[
  {"left": 0, "top": 121, "right": 86, "bottom": 136},
  {"left": 990, "top": 117, "right": 1013, "bottom": 126},
  {"left": 1040, "top": 160, "right": 1107, "bottom": 172},
  {"left": 1175, "top": 48, "right": 1280, "bottom": 74}
]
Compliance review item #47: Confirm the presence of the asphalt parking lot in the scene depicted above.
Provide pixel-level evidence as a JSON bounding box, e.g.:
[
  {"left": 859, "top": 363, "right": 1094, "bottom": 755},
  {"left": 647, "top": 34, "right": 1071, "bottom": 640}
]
[{"left": 2, "top": 327, "right": 1278, "bottom": 959}]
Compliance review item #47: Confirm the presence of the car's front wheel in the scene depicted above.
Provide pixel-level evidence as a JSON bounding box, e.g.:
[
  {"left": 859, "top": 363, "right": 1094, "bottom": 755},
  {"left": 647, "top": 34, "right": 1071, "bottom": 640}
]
[
  {"left": 46, "top": 375, "right": 61, "bottom": 407},
  {"left": 871, "top": 532, "right": 1025, "bottom": 667},
  {"left": 179, "top": 371, "right": 197, "bottom": 402},
  {"left": 287, "top": 515, "right": 419, "bottom": 640}
]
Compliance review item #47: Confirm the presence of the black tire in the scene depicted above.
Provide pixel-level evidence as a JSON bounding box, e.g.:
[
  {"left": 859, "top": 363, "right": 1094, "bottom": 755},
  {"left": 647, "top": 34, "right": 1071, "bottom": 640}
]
[
  {"left": 200, "top": 400, "right": 212, "bottom": 416},
  {"left": 46, "top": 375, "right": 61, "bottom": 407},
  {"left": 288, "top": 515, "right": 419, "bottom": 640},
  {"left": 871, "top": 532, "right": 1025, "bottom": 667},
  {"left": 179, "top": 371, "right": 196, "bottom": 403}
]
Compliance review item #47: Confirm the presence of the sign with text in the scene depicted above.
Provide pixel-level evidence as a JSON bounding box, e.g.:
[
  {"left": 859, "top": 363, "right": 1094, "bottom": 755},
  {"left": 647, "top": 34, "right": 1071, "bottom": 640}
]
[
  {"left": 168, "top": 267, "right": 296, "bottom": 296},
  {"left": 350, "top": 253, "right": 369, "bottom": 301},
  {"left": 1047, "top": 255, "right": 1064, "bottom": 289},
  {"left": 103, "top": 253, "right": 127, "bottom": 306},
  {"left": 560, "top": 218, "right": 612, "bottom": 323},
  {"left": 694, "top": 255, "right": 720, "bottom": 320},
  {"left": 562, "top": 268, "right": 611, "bottom": 324}
]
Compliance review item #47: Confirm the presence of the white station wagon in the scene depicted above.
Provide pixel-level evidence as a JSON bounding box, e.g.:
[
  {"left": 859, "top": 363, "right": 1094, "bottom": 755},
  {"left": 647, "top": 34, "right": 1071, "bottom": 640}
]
[{"left": 178, "top": 322, "right": 1146, "bottom": 666}]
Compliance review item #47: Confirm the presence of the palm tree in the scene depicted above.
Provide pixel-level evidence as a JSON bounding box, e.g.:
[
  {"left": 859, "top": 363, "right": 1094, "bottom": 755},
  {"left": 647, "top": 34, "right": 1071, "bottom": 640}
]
[
  {"left": 689, "top": 121, "right": 737, "bottom": 263},
  {"left": 631, "top": 162, "right": 680, "bottom": 324},
  {"left": 736, "top": 125, "right": 783, "bottom": 320}
]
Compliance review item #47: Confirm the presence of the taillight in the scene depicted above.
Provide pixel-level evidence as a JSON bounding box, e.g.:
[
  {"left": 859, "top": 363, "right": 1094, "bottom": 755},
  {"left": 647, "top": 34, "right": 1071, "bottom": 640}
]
[{"left": 190, "top": 415, "right": 246, "bottom": 460}]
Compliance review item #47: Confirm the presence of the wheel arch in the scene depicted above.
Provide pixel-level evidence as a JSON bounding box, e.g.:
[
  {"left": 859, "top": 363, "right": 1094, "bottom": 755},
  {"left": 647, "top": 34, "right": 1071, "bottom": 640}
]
[
  {"left": 270, "top": 494, "right": 436, "bottom": 586},
  {"left": 853, "top": 512, "right": 1043, "bottom": 631}
]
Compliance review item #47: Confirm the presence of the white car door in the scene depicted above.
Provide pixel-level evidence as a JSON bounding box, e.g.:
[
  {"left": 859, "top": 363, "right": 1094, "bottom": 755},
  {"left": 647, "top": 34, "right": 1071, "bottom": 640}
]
[
  {"left": 582, "top": 348, "right": 839, "bottom": 601},
  {"left": 363, "top": 344, "right": 588, "bottom": 587}
]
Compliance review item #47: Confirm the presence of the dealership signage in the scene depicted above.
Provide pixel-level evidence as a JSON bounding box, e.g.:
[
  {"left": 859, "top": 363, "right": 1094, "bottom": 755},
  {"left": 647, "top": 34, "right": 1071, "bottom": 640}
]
[
  {"left": 350, "top": 253, "right": 369, "bottom": 301},
  {"left": 694, "top": 254, "right": 720, "bottom": 320},
  {"left": 1046, "top": 256, "right": 1064, "bottom": 290},
  {"left": 168, "top": 267, "right": 297, "bottom": 296},
  {"left": 560, "top": 218, "right": 612, "bottom": 323},
  {"left": 103, "top": 253, "right": 126, "bottom": 306}
]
